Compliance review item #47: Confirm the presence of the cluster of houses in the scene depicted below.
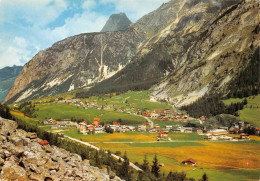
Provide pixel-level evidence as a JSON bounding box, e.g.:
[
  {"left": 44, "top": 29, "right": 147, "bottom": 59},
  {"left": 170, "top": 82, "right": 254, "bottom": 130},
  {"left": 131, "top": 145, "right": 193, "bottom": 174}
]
[
  {"left": 58, "top": 98, "right": 194, "bottom": 123},
  {"left": 204, "top": 121, "right": 254, "bottom": 140},
  {"left": 77, "top": 118, "right": 137, "bottom": 134},
  {"left": 41, "top": 119, "right": 78, "bottom": 129}
]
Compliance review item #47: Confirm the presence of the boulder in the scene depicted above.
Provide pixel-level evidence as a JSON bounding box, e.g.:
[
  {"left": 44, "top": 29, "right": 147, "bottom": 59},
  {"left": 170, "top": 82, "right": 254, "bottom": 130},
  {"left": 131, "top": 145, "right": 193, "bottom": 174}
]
[
  {"left": 26, "top": 132, "right": 37, "bottom": 139},
  {"left": 0, "top": 118, "right": 17, "bottom": 135},
  {"left": 29, "top": 172, "right": 45, "bottom": 181},
  {"left": 0, "top": 161, "right": 29, "bottom": 181},
  {"left": 0, "top": 157, "right": 4, "bottom": 166}
]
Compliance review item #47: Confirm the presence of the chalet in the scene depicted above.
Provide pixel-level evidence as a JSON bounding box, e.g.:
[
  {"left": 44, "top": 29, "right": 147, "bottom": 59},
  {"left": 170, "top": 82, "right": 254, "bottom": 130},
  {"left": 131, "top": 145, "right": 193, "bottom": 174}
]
[
  {"left": 154, "top": 124, "right": 160, "bottom": 130},
  {"left": 205, "top": 129, "right": 228, "bottom": 140},
  {"left": 113, "top": 122, "right": 120, "bottom": 126},
  {"left": 51, "top": 125, "right": 58, "bottom": 129},
  {"left": 200, "top": 116, "right": 206, "bottom": 121},
  {"left": 197, "top": 129, "right": 203, "bottom": 135},
  {"left": 151, "top": 111, "right": 159, "bottom": 118},
  {"left": 182, "top": 159, "right": 197, "bottom": 166},
  {"left": 131, "top": 107, "right": 135, "bottom": 110},
  {"left": 256, "top": 128, "right": 260, "bottom": 134},
  {"left": 219, "top": 126, "right": 229, "bottom": 131},
  {"left": 158, "top": 131, "right": 168, "bottom": 139},
  {"left": 93, "top": 118, "right": 101, "bottom": 126},
  {"left": 205, "top": 133, "right": 214, "bottom": 140},
  {"left": 240, "top": 133, "right": 249, "bottom": 140},
  {"left": 165, "top": 125, "right": 172, "bottom": 131},
  {"left": 127, "top": 126, "right": 135, "bottom": 131},
  {"left": 142, "top": 108, "right": 147, "bottom": 111},
  {"left": 120, "top": 107, "right": 125, "bottom": 111},
  {"left": 87, "top": 125, "right": 94, "bottom": 133},
  {"left": 165, "top": 109, "right": 174, "bottom": 118},
  {"left": 229, "top": 127, "right": 239, "bottom": 134},
  {"left": 110, "top": 125, "right": 119, "bottom": 132},
  {"left": 132, "top": 102, "right": 136, "bottom": 105},
  {"left": 94, "top": 127, "right": 104, "bottom": 133},
  {"left": 137, "top": 125, "right": 146, "bottom": 132},
  {"left": 208, "top": 129, "right": 228, "bottom": 136},
  {"left": 143, "top": 112, "right": 150, "bottom": 117},
  {"left": 163, "top": 118, "right": 169, "bottom": 122},
  {"left": 58, "top": 123, "right": 66, "bottom": 128}
]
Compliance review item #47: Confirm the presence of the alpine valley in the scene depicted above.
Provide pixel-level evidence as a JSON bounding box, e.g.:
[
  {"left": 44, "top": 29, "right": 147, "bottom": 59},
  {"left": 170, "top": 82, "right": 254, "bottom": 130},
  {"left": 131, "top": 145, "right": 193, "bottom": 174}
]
[{"left": 1, "top": 0, "right": 260, "bottom": 181}]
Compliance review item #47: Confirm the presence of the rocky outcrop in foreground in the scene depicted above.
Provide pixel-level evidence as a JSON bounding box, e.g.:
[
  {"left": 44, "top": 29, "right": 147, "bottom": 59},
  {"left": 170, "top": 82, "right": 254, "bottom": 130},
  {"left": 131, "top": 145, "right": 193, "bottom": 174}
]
[{"left": 0, "top": 117, "right": 121, "bottom": 181}]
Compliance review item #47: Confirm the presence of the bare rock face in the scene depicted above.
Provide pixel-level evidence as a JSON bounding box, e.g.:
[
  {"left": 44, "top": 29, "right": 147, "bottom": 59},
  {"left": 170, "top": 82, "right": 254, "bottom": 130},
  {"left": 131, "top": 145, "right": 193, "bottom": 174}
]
[
  {"left": 5, "top": 28, "right": 143, "bottom": 103},
  {"left": 0, "top": 117, "right": 122, "bottom": 181},
  {"left": 101, "top": 13, "right": 132, "bottom": 32}
]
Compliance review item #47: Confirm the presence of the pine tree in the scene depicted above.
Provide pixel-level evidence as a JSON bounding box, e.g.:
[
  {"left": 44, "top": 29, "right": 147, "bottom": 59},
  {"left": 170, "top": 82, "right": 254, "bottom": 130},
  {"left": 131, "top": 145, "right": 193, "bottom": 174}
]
[
  {"left": 95, "top": 150, "right": 101, "bottom": 168},
  {"left": 151, "top": 154, "right": 160, "bottom": 178},
  {"left": 120, "top": 151, "right": 130, "bottom": 179},
  {"left": 142, "top": 155, "right": 150, "bottom": 172},
  {"left": 200, "top": 173, "right": 209, "bottom": 181}
]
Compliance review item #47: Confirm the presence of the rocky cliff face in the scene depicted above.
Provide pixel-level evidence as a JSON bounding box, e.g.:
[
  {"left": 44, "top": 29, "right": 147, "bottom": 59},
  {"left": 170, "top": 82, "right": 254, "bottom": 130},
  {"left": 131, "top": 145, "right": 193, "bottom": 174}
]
[
  {"left": 5, "top": 28, "right": 142, "bottom": 103},
  {"left": 151, "top": 0, "right": 259, "bottom": 106},
  {"left": 101, "top": 13, "right": 132, "bottom": 32},
  {"left": 0, "top": 66, "right": 23, "bottom": 102},
  {"left": 86, "top": 0, "right": 246, "bottom": 96},
  {"left": 0, "top": 117, "right": 122, "bottom": 181}
]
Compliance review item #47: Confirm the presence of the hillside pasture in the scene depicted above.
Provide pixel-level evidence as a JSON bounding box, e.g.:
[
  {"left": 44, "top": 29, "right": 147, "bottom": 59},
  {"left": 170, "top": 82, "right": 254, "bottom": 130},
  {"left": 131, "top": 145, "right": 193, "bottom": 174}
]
[{"left": 33, "top": 103, "right": 146, "bottom": 125}]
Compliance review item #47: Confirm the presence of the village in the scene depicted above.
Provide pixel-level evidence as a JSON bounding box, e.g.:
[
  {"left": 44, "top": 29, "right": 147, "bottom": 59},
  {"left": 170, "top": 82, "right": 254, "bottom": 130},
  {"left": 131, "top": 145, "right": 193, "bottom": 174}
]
[{"left": 40, "top": 98, "right": 256, "bottom": 141}]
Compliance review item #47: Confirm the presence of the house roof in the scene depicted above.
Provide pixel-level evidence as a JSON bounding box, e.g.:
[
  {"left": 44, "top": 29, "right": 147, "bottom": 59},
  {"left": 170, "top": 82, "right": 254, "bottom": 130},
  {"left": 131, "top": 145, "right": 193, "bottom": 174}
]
[
  {"left": 183, "top": 159, "right": 196, "bottom": 164},
  {"left": 93, "top": 118, "right": 100, "bottom": 122},
  {"left": 113, "top": 122, "right": 120, "bottom": 126},
  {"left": 158, "top": 131, "right": 167, "bottom": 134}
]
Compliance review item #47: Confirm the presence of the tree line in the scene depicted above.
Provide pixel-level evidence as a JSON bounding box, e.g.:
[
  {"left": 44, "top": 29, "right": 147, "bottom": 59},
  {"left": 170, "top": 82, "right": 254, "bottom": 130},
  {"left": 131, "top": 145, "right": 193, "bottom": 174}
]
[{"left": 180, "top": 93, "right": 247, "bottom": 118}]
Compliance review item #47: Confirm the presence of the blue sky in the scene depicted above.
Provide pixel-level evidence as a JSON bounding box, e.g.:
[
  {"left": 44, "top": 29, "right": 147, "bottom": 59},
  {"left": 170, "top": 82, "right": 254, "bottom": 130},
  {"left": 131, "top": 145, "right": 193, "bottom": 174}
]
[{"left": 0, "top": 0, "right": 168, "bottom": 69}]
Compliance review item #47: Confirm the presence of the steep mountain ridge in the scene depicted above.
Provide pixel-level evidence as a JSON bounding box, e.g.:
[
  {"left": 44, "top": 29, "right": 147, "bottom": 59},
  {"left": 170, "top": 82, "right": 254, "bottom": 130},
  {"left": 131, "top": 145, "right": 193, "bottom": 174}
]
[
  {"left": 84, "top": 0, "right": 244, "bottom": 96},
  {"left": 0, "top": 66, "right": 23, "bottom": 102},
  {"left": 101, "top": 13, "right": 132, "bottom": 32},
  {"left": 152, "top": 0, "right": 259, "bottom": 106},
  {"left": 5, "top": 29, "right": 142, "bottom": 103}
]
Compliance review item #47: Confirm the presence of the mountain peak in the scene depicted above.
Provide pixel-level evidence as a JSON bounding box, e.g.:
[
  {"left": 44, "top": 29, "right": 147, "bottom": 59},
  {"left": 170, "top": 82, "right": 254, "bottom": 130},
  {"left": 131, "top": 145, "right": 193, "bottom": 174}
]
[{"left": 101, "top": 13, "right": 132, "bottom": 32}]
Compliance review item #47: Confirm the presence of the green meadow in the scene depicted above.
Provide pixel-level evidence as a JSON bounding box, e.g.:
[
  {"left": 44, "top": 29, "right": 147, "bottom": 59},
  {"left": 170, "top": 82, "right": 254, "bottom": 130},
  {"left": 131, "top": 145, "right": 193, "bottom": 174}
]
[
  {"left": 34, "top": 103, "right": 146, "bottom": 125},
  {"left": 85, "top": 90, "right": 171, "bottom": 111},
  {"left": 223, "top": 94, "right": 260, "bottom": 127}
]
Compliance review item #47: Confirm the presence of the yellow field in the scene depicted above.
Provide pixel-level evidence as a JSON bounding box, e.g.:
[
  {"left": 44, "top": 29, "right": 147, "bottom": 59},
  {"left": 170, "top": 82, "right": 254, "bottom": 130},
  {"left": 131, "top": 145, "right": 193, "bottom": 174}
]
[
  {"left": 94, "top": 141, "right": 260, "bottom": 171},
  {"left": 82, "top": 132, "right": 157, "bottom": 142}
]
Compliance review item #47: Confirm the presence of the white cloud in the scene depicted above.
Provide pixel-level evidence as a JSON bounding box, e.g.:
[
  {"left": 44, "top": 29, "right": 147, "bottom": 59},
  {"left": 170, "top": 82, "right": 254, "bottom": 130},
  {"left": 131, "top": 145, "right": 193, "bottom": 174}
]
[
  {"left": 0, "top": 0, "right": 68, "bottom": 27},
  {"left": 0, "top": 37, "right": 32, "bottom": 68},
  {"left": 101, "top": 0, "right": 169, "bottom": 21},
  {"left": 82, "top": 0, "right": 96, "bottom": 10},
  {"left": 41, "top": 11, "right": 107, "bottom": 42}
]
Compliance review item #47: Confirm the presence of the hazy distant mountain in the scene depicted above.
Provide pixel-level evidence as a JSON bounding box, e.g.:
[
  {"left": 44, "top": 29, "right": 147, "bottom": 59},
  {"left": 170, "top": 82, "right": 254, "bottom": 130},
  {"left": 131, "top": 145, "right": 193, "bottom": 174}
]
[
  {"left": 101, "top": 13, "right": 132, "bottom": 32},
  {"left": 0, "top": 65, "right": 23, "bottom": 102}
]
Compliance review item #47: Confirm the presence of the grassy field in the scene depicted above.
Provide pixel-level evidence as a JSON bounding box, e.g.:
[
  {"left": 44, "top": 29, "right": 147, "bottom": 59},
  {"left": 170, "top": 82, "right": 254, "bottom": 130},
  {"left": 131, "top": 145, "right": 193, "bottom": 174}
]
[
  {"left": 93, "top": 141, "right": 260, "bottom": 181},
  {"left": 33, "top": 103, "right": 146, "bottom": 125},
  {"left": 10, "top": 110, "right": 51, "bottom": 131},
  {"left": 223, "top": 94, "right": 260, "bottom": 127},
  {"left": 85, "top": 90, "right": 171, "bottom": 111}
]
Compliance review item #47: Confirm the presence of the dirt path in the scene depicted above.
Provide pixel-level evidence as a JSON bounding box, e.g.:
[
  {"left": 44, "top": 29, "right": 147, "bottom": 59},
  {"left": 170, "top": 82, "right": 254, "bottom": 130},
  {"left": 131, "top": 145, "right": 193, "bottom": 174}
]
[{"left": 64, "top": 135, "right": 143, "bottom": 172}]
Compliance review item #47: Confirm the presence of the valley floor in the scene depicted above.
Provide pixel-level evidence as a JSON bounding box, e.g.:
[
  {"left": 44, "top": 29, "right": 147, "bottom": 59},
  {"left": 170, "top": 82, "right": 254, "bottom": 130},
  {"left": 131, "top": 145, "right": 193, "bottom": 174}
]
[{"left": 9, "top": 91, "right": 260, "bottom": 181}]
